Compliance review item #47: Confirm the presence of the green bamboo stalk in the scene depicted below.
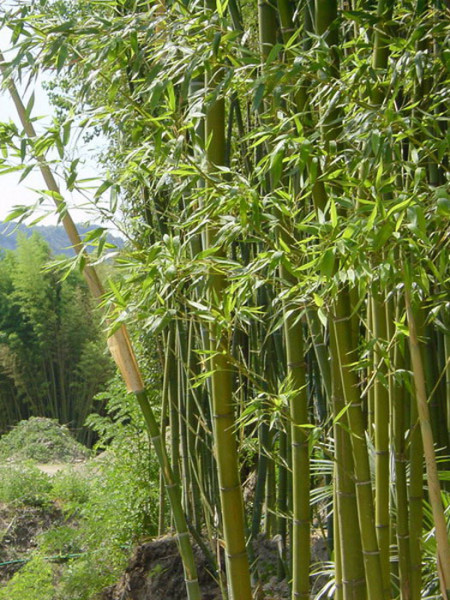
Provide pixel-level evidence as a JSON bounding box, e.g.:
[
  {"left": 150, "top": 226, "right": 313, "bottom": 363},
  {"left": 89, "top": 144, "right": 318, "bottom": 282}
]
[
  {"left": 177, "top": 323, "right": 192, "bottom": 515},
  {"left": 257, "top": 2, "right": 311, "bottom": 595},
  {"left": 312, "top": 4, "right": 387, "bottom": 598},
  {"left": 186, "top": 319, "right": 203, "bottom": 531},
  {"left": 330, "top": 326, "right": 366, "bottom": 600},
  {"left": 167, "top": 324, "right": 181, "bottom": 489},
  {"left": 276, "top": 0, "right": 295, "bottom": 45},
  {"left": 371, "top": 0, "right": 395, "bottom": 105},
  {"left": 251, "top": 419, "right": 270, "bottom": 539},
  {"left": 306, "top": 309, "right": 332, "bottom": 402},
  {"left": 444, "top": 319, "right": 450, "bottom": 450},
  {"left": 277, "top": 428, "right": 289, "bottom": 580},
  {"left": 426, "top": 327, "right": 448, "bottom": 450},
  {"left": 264, "top": 432, "right": 277, "bottom": 537},
  {"left": 0, "top": 52, "right": 202, "bottom": 600},
  {"left": 204, "top": 29, "right": 252, "bottom": 599},
  {"left": 158, "top": 347, "right": 171, "bottom": 535},
  {"left": 408, "top": 360, "right": 423, "bottom": 600},
  {"left": 284, "top": 310, "right": 310, "bottom": 600},
  {"left": 251, "top": 297, "right": 278, "bottom": 543},
  {"left": 259, "top": 0, "right": 278, "bottom": 62},
  {"left": 366, "top": 297, "right": 374, "bottom": 438},
  {"left": 371, "top": 285, "right": 391, "bottom": 595},
  {"left": 404, "top": 282, "right": 450, "bottom": 599},
  {"left": 333, "top": 481, "right": 343, "bottom": 600},
  {"left": 332, "top": 290, "right": 388, "bottom": 600},
  {"left": 136, "top": 389, "right": 202, "bottom": 600},
  {"left": 392, "top": 305, "right": 412, "bottom": 600}
]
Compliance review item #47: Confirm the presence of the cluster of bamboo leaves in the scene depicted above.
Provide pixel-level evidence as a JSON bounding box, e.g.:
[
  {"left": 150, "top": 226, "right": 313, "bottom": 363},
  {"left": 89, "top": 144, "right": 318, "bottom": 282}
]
[{"left": 0, "top": 0, "right": 449, "bottom": 599}]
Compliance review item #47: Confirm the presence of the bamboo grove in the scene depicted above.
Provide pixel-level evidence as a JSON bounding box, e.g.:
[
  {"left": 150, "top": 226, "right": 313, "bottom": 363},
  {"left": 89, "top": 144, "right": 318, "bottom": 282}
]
[{"left": 0, "top": 0, "right": 449, "bottom": 599}]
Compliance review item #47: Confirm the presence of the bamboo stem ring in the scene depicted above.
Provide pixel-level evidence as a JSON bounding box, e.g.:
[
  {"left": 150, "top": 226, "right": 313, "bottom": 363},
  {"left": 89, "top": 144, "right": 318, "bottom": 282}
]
[
  {"left": 287, "top": 361, "right": 306, "bottom": 368},
  {"left": 226, "top": 550, "right": 248, "bottom": 559},
  {"left": 220, "top": 484, "right": 241, "bottom": 493},
  {"left": 341, "top": 577, "right": 366, "bottom": 586},
  {"left": 293, "top": 518, "right": 310, "bottom": 526}
]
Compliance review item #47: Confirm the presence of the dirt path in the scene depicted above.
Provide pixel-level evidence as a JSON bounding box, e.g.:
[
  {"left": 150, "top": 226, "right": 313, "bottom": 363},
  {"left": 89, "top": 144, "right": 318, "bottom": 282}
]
[{"left": 35, "top": 463, "right": 68, "bottom": 475}]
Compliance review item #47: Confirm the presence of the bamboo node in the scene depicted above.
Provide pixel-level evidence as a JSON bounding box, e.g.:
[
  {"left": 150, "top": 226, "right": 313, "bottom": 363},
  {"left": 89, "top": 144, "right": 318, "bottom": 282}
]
[
  {"left": 287, "top": 361, "right": 306, "bottom": 368},
  {"left": 166, "top": 483, "right": 178, "bottom": 490},
  {"left": 293, "top": 518, "right": 310, "bottom": 526},
  {"left": 225, "top": 550, "right": 248, "bottom": 560},
  {"left": 333, "top": 315, "right": 351, "bottom": 323},
  {"left": 355, "top": 480, "right": 372, "bottom": 486},
  {"left": 177, "top": 531, "right": 191, "bottom": 539},
  {"left": 362, "top": 550, "right": 380, "bottom": 556},
  {"left": 341, "top": 577, "right": 366, "bottom": 586},
  {"left": 219, "top": 484, "right": 241, "bottom": 493},
  {"left": 394, "top": 455, "right": 407, "bottom": 463},
  {"left": 375, "top": 524, "right": 389, "bottom": 529},
  {"left": 374, "top": 450, "right": 389, "bottom": 456}
]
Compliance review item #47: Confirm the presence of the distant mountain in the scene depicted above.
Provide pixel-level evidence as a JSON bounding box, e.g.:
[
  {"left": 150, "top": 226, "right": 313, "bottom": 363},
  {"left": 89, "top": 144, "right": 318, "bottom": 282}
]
[{"left": 0, "top": 221, "right": 124, "bottom": 256}]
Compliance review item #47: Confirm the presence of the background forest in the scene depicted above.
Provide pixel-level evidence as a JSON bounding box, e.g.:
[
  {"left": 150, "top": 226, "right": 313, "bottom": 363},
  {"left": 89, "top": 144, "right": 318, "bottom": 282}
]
[
  {"left": 0, "top": 232, "right": 112, "bottom": 440},
  {"left": 0, "top": 0, "right": 449, "bottom": 600}
]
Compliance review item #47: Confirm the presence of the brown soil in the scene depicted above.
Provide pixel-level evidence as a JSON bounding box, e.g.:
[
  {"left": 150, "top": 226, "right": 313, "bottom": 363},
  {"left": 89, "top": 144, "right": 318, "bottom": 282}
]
[
  {"left": 100, "top": 536, "right": 220, "bottom": 600},
  {"left": 100, "top": 535, "right": 329, "bottom": 600},
  {"left": 0, "top": 503, "right": 63, "bottom": 582}
]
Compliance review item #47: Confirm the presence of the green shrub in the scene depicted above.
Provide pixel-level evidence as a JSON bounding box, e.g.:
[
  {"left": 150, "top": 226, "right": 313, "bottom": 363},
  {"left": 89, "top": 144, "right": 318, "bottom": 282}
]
[
  {"left": 0, "top": 417, "right": 90, "bottom": 464},
  {"left": 38, "top": 525, "right": 82, "bottom": 557},
  {"left": 0, "top": 463, "right": 52, "bottom": 506},
  {"left": 0, "top": 556, "right": 54, "bottom": 600},
  {"left": 55, "top": 555, "right": 117, "bottom": 600},
  {"left": 50, "top": 468, "right": 92, "bottom": 513}
]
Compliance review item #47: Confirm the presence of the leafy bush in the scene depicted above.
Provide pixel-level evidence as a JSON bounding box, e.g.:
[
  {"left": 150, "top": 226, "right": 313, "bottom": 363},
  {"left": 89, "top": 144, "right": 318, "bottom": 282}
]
[
  {"left": 0, "top": 417, "right": 90, "bottom": 464},
  {"left": 50, "top": 468, "right": 91, "bottom": 513},
  {"left": 0, "top": 463, "right": 52, "bottom": 507},
  {"left": 0, "top": 556, "right": 54, "bottom": 600},
  {"left": 38, "top": 525, "right": 82, "bottom": 557},
  {"left": 55, "top": 555, "right": 116, "bottom": 600},
  {"left": 80, "top": 378, "right": 160, "bottom": 551}
]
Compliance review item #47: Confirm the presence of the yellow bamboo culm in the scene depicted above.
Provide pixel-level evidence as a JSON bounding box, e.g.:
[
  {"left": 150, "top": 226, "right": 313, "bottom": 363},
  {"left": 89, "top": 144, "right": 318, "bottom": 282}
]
[
  {"left": 405, "top": 285, "right": 450, "bottom": 600},
  {"left": 107, "top": 326, "right": 145, "bottom": 393}
]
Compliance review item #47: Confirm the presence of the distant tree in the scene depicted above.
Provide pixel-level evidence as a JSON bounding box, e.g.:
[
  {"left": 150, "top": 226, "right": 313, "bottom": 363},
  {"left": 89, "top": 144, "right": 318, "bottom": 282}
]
[{"left": 0, "top": 233, "right": 112, "bottom": 441}]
